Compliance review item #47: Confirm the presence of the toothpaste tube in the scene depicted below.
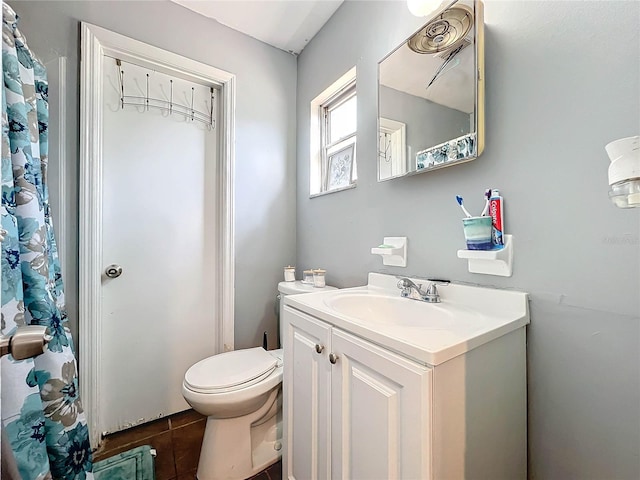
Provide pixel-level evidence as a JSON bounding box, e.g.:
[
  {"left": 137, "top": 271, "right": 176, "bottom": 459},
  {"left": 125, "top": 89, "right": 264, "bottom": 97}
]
[{"left": 489, "top": 189, "right": 504, "bottom": 247}]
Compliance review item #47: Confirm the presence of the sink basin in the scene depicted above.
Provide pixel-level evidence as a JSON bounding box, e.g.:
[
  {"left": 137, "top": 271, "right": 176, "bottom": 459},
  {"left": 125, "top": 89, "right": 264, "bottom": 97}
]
[
  {"left": 285, "top": 273, "right": 530, "bottom": 365},
  {"left": 323, "top": 292, "right": 474, "bottom": 328}
]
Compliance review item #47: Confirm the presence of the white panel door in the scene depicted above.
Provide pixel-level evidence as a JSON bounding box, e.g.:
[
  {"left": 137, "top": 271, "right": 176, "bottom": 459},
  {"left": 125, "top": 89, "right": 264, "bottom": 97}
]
[
  {"left": 100, "top": 57, "right": 219, "bottom": 434},
  {"left": 330, "top": 329, "right": 433, "bottom": 480},
  {"left": 283, "top": 306, "right": 332, "bottom": 480}
]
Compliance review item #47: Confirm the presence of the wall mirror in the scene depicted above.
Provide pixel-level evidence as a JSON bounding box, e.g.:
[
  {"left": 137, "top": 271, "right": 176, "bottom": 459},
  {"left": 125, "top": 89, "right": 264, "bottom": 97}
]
[{"left": 378, "top": 0, "right": 484, "bottom": 181}]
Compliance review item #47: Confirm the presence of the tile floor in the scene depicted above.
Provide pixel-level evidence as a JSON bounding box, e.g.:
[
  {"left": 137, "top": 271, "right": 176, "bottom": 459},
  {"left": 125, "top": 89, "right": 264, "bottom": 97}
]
[
  {"left": 249, "top": 461, "right": 282, "bottom": 480},
  {"left": 93, "top": 409, "right": 282, "bottom": 480}
]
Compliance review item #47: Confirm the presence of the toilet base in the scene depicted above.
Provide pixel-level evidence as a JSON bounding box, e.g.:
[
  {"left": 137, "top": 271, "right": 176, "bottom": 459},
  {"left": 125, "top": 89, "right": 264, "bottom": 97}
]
[{"left": 196, "top": 389, "right": 282, "bottom": 480}]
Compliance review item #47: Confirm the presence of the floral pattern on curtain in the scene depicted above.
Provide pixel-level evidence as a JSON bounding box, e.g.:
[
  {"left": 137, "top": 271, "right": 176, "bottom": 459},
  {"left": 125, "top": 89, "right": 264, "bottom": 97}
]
[{"left": 1, "top": 4, "right": 93, "bottom": 479}]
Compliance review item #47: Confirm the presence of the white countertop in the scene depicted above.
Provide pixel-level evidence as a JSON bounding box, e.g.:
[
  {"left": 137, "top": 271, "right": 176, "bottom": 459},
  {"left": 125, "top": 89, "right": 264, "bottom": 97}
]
[{"left": 283, "top": 273, "right": 530, "bottom": 366}]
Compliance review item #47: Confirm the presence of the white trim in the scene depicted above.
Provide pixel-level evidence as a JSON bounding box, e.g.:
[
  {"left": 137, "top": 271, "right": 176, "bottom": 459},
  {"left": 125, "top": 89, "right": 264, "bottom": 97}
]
[
  {"left": 56, "top": 59, "right": 67, "bottom": 275},
  {"left": 309, "top": 183, "right": 357, "bottom": 198},
  {"left": 219, "top": 69, "right": 236, "bottom": 353},
  {"left": 79, "top": 25, "right": 102, "bottom": 448},
  {"left": 79, "top": 23, "right": 235, "bottom": 447},
  {"left": 45, "top": 57, "right": 68, "bottom": 278}
]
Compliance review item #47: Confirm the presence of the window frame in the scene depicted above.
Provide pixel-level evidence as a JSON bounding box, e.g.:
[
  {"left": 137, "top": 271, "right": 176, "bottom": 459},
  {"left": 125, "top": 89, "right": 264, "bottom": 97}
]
[
  {"left": 320, "top": 84, "right": 357, "bottom": 192},
  {"left": 309, "top": 67, "right": 357, "bottom": 197}
]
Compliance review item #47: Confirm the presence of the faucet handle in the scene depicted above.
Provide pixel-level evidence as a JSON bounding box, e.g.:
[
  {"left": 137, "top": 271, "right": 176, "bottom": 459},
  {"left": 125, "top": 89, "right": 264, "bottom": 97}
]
[
  {"left": 397, "top": 278, "right": 413, "bottom": 288},
  {"left": 397, "top": 278, "right": 422, "bottom": 297},
  {"left": 396, "top": 278, "right": 422, "bottom": 289},
  {"left": 397, "top": 278, "right": 411, "bottom": 295},
  {"left": 424, "top": 282, "right": 442, "bottom": 303},
  {"left": 398, "top": 282, "right": 411, "bottom": 297}
]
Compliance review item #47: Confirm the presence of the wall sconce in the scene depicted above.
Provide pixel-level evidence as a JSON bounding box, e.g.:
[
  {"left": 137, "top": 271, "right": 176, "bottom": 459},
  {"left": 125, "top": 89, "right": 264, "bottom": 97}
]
[
  {"left": 407, "top": 0, "right": 450, "bottom": 17},
  {"left": 606, "top": 136, "right": 640, "bottom": 208}
]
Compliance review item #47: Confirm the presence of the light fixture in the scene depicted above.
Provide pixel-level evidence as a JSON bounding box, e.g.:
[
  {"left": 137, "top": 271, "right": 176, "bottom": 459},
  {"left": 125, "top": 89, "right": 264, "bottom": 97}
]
[
  {"left": 407, "top": 4, "right": 473, "bottom": 54},
  {"left": 606, "top": 135, "right": 640, "bottom": 208},
  {"left": 407, "top": 0, "right": 449, "bottom": 17}
]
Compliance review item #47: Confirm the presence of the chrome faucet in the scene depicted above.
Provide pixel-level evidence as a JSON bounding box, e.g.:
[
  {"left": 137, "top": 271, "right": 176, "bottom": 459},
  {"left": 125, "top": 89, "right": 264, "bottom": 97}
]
[{"left": 396, "top": 277, "right": 447, "bottom": 303}]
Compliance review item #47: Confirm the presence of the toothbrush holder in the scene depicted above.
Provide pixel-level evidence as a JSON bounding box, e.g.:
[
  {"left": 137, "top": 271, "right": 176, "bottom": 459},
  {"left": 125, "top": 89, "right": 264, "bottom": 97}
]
[{"left": 461, "top": 216, "right": 493, "bottom": 250}]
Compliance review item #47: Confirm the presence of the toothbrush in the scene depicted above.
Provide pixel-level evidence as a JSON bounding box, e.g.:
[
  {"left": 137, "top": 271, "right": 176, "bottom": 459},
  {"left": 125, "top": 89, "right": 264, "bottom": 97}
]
[
  {"left": 480, "top": 188, "right": 492, "bottom": 216},
  {"left": 455, "top": 195, "right": 473, "bottom": 218}
]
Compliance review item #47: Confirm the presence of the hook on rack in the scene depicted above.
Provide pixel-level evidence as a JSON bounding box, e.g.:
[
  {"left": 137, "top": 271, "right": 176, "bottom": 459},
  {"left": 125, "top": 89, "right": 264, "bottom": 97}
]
[
  {"left": 210, "top": 88, "right": 214, "bottom": 125},
  {"left": 191, "top": 87, "right": 195, "bottom": 122},
  {"left": 379, "top": 131, "right": 392, "bottom": 163},
  {"left": 115, "top": 57, "right": 215, "bottom": 129},
  {"left": 116, "top": 59, "right": 124, "bottom": 109}
]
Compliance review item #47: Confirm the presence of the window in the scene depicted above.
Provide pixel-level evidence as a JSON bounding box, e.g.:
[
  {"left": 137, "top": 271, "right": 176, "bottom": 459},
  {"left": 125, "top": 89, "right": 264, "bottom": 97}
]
[
  {"left": 322, "top": 86, "right": 356, "bottom": 192},
  {"left": 310, "top": 68, "right": 357, "bottom": 196}
]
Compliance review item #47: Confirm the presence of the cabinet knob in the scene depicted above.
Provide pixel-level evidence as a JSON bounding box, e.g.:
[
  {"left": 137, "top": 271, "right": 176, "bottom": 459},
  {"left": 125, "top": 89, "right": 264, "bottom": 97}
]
[
  {"left": 315, "top": 344, "right": 324, "bottom": 354},
  {"left": 329, "top": 352, "right": 339, "bottom": 364}
]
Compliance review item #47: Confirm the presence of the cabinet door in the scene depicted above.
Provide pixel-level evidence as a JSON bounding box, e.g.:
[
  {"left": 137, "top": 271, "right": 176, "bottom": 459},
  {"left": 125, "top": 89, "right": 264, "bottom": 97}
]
[
  {"left": 330, "top": 329, "right": 432, "bottom": 480},
  {"left": 282, "top": 306, "right": 332, "bottom": 480}
]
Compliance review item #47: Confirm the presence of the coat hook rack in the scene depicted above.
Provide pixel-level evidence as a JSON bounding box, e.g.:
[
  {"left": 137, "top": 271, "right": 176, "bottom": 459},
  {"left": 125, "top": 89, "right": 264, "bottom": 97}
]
[{"left": 116, "top": 58, "right": 215, "bottom": 130}]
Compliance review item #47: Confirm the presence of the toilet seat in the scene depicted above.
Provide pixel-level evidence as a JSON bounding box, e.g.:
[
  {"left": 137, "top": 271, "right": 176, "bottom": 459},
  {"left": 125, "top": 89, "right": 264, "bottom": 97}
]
[{"left": 184, "top": 347, "right": 278, "bottom": 394}]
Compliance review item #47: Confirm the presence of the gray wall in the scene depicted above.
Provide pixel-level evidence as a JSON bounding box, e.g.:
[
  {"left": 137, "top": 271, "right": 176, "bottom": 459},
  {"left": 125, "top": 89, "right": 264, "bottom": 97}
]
[
  {"left": 297, "top": 1, "right": 640, "bottom": 479},
  {"left": 380, "top": 85, "right": 470, "bottom": 155},
  {"left": 11, "top": 0, "right": 297, "bottom": 351}
]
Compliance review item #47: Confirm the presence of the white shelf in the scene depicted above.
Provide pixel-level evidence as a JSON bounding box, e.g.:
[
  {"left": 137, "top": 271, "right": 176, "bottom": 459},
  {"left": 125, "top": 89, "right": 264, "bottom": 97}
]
[
  {"left": 371, "top": 236, "right": 407, "bottom": 267},
  {"left": 457, "top": 235, "right": 513, "bottom": 277}
]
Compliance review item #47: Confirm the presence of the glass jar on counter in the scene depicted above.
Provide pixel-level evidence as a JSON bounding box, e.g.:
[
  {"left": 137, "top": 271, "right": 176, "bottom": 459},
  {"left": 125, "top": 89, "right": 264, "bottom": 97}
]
[
  {"left": 284, "top": 266, "right": 296, "bottom": 282},
  {"left": 313, "top": 269, "right": 326, "bottom": 288},
  {"left": 302, "top": 269, "right": 314, "bottom": 284}
]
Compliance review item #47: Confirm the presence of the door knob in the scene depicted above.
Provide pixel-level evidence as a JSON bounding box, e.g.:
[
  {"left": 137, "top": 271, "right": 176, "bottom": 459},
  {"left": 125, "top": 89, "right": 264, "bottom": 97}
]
[
  {"left": 329, "top": 352, "right": 339, "bottom": 364},
  {"left": 315, "top": 344, "right": 324, "bottom": 354},
  {"left": 105, "top": 264, "right": 123, "bottom": 278}
]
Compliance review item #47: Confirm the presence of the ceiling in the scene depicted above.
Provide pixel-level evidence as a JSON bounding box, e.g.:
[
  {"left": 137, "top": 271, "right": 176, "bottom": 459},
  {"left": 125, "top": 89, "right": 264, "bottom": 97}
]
[{"left": 171, "top": 0, "right": 344, "bottom": 55}]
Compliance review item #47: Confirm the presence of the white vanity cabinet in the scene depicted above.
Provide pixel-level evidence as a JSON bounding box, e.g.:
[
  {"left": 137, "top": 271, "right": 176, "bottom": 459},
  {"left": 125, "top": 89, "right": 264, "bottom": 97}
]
[
  {"left": 282, "top": 306, "right": 332, "bottom": 480},
  {"left": 282, "top": 279, "right": 528, "bottom": 480},
  {"left": 283, "top": 306, "right": 432, "bottom": 480}
]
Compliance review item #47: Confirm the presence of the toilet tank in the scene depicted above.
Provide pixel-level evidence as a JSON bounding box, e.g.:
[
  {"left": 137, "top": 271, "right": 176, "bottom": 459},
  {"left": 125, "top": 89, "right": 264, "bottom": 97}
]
[
  {"left": 278, "top": 281, "right": 336, "bottom": 296},
  {"left": 276, "top": 281, "right": 337, "bottom": 347}
]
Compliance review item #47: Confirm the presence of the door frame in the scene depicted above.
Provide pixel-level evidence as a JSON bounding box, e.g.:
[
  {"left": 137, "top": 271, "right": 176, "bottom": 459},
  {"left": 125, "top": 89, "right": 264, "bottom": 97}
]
[{"left": 79, "top": 22, "right": 235, "bottom": 447}]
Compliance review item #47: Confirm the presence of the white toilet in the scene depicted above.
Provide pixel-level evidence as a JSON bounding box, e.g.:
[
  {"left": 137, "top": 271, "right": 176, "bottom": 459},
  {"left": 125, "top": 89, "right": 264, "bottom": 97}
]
[{"left": 182, "top": 280, "right": 336, "bottom": 480}]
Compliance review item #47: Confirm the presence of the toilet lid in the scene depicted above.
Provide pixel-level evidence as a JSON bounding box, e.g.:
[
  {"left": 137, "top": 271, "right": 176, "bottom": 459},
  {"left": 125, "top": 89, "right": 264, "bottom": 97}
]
[{"left": 184, "top": 347, "right": 278, "bottom": 394}]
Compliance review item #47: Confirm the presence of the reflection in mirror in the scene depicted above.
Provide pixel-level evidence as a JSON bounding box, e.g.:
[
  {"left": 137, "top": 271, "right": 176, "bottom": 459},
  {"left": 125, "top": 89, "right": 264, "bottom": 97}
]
[
  {"left": 379, "top": 118, "right": 407, "bottom": 178},
  {"left": 378, "top": 0, "right": 484, "bottom": 181}
]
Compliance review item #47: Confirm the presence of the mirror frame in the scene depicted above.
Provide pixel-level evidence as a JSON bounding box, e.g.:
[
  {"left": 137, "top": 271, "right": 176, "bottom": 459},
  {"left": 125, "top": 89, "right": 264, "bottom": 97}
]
[{"left": 377, "top": 0, "right": 484, "bottom": 181}]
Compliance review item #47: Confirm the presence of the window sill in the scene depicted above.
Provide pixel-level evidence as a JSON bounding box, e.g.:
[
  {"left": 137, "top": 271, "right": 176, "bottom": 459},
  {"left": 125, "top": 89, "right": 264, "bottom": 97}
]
[{"left": 309, "top": 183, "right": 357, "bottom": 199}]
